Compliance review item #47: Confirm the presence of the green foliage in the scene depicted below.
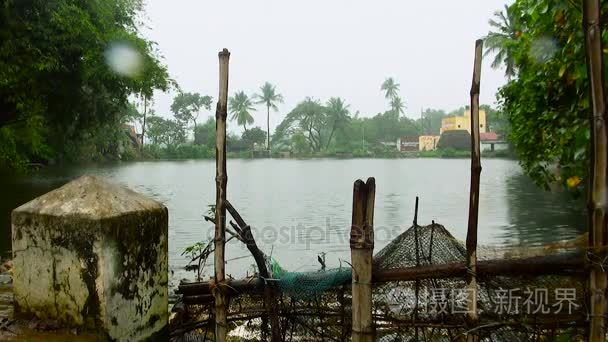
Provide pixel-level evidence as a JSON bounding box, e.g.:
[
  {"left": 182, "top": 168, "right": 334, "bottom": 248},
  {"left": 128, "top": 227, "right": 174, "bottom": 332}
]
[
  {"left": 142, "top": 143, "right": 212, "bottom": 159},
  {"left": 171, "top": 92, "right": 212, "bottom": 129},
  {"left": 490, "top": 0, "right": 607, "bottom": 189},
  {"left": 254, "top": 82, "right": 284, "bottom": 112},
  {"left": 227, "top": 133, "right": 248, "bottom": 152},
  {"left": 324, "top": 97, "right": 351, "bottom": 150},
  {"left": 274, "top": 97, "right": 328, "bottom": 152},
  {"left": 194, "top": 117, "right": 217, "bottom": 148},
  {"left": 381, "top": 77, "right": 400, "bottom": 99},
  {"left": 291, "top": 132, "right": 311, "bottom": 155},
  {"left": 274, "top": 96, "right": 428, "bottom": 156},
  {"left": 389, "top": 96, "right": 406, "bottom": 119},
  {"left": 420, "top": 109, "right": 447, "bottom": 135},
  {"left": 254, "top": 82, "right": 284, "bottom": 150},
  {"left": 481, "top": 104, "right": 510, "bottom": 138},
  {"left": 418, "top": 148, "right": 472, "bottom": 158},
  {"left": 182, "top": 239, "right": 213, "bottom": 280},
  {"left": 241, "top": 126, "right": 267, "bottom": 149},
  {"left": 380, "top": 77, "right": 405, "bottom": 120},
  {"left": 229, "top": 91, "right": 255, "bottom": 131},
  {"left": 0, "top": 0, "right": 171, "bottom": 170},
  {"left": 484, "top": 4, "right": 521, "bottom": 78},
  {"left": 145, "top": 115, "right": 186, "bottom": 146}
]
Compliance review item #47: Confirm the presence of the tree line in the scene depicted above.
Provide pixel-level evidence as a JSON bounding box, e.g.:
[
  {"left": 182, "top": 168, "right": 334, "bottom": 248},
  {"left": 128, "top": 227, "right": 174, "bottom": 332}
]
[
  {"left": 0, "top": 0, "right": 514, "bottom": 171},
  {"left": 138, "top": 77, "right": 507, "bottom": 159}
]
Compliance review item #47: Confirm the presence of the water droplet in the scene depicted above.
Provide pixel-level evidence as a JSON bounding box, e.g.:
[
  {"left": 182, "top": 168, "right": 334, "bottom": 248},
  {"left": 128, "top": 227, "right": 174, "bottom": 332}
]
[
  {"left": 529, "top": 36, "right": 558, "bottom": 63},
  {"left": 104, "top": 41, "right": 143, "bottom": 77}
]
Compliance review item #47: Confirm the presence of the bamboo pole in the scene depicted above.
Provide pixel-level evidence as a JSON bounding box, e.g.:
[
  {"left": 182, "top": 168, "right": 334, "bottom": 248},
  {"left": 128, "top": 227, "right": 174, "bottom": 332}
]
[
  {"left": 583, "top": 2, "right": 608, "bottom": 341},
  {"left": 214, "top": 48, "right": 230, "bottom": 342},
  {"left": 350, "top": 177, "right": 375, "bottom": 342},
  {"left": 466, "top": 39, "right": 483, "bottom": 342}
]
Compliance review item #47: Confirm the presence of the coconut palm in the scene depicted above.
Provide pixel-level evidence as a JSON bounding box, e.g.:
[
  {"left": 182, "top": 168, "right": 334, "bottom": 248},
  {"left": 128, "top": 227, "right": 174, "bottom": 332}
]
[
  {"left": 484, "top": 5, "right": 520, "bottom": 78},
  {"left": 325, "top": 97, "right": 350, "bottom": 149},
  {"left": 381, "top": 77, "right": 400, "bottom": 99},
  {"left": 254, "top": 82, "right": 284, "bottom": 151},
  {"left": 390, "top": 96, "right": 405, "bottom": 118},
  {"left": 229, "top": 91, "right": 255, "bottom": 131}
]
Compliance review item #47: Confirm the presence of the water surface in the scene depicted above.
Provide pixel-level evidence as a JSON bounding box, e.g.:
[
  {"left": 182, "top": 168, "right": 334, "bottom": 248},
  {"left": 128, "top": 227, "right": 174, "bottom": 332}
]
[{"left": 0, "top": 158, "right": 586, "bottom": 286}]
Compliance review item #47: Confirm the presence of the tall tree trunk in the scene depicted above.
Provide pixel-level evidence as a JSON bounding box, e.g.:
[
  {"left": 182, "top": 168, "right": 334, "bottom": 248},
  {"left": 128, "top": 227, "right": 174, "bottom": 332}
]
[
  {"left": 325, "top": 126, "right": 337, "bottom": 150},
  {"left": 267, "top": 104, "right": 271, "bottom": 152},
  {"left": 141, "top": 96, "right": 147, "bottom": 150},
  {"left": 583, "top": 1, "right": 608, "bottom": 341}
]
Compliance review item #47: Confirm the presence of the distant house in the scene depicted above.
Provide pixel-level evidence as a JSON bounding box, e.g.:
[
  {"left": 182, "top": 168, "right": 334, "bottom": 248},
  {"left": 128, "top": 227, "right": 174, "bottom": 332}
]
[
  {"left": 397, "top": 136, "right": 419, "bottom": 152},
  {"left": 480, "top": 132, "right": 508, "bottom": 153},
  {"left": 480, "top": 132, "right": 498, "bottom": 141},
  {"left": 440, "top": 109, "right": 487, "bottom": 134}
]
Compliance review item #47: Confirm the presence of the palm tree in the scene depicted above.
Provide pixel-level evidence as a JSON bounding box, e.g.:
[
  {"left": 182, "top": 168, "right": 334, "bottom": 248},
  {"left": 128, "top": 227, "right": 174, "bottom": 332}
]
[
  {"left": 229, "top": 91, "right": 255, "bottom": 131},
  {"left": 484, "top": 5, "right": 520, "bottom": 78},
  {"left": 325, "top": 97, "right": 350, "bottom": 150},
  {"left": 381, "top": 77, "right": 400, "bottom": 99},
  {"left": 254, "top": 82, "right": 284, "bottom": 151},
  {"left": 390, "top": 96, "right": 405, "bottom": 118}
]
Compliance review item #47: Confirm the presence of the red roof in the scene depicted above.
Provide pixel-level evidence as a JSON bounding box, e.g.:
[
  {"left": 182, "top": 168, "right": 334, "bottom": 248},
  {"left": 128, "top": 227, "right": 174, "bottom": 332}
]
[{"left": 480, "top": 132, "right": 498, "bottom": 141}]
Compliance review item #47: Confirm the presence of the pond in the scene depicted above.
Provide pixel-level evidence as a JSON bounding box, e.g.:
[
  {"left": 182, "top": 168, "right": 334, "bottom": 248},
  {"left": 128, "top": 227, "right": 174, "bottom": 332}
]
[{"left": 0, "top": 158, "right": 586, "bottom": 287}]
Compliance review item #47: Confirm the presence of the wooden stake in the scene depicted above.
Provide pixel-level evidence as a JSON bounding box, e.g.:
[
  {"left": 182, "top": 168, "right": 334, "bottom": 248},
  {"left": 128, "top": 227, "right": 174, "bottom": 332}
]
[
  {"left": 214, "top": 48, "right": 230, "bottom": 342},
  {"left": 466, "top": 39, "right": 483, "bottom": 342},
  {"left": 583, "top": 2, "right": 608, "bottom": 341},
  {"left": 412, "top": 197, "right": 420, "bottom": 341},
  {"left": 350, "top": 177, "right": 375, "bottom": 342}
]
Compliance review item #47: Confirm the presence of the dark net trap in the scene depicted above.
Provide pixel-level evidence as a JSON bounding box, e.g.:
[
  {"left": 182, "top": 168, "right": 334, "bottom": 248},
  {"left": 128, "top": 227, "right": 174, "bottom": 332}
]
[{"left": 171, "top": 223, "right": 587, "bottom": 341}]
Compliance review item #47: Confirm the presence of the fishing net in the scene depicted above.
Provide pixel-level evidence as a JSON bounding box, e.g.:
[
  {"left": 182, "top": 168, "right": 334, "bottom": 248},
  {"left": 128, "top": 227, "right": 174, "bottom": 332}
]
[
  {"left": 269, "top": 258, "right": 352, "bottom": 298},
  {"left": 372, "top": 223, "right": 586, "bottom": 341},
  {"left": 172, "top": 222, "right": 588, "bottom": 341}
]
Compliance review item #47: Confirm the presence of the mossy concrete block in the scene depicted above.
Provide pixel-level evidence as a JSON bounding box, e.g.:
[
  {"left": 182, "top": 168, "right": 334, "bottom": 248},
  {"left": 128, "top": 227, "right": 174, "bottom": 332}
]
[{"left": 11, "top": 175, "right": 168, "bottom": 341}]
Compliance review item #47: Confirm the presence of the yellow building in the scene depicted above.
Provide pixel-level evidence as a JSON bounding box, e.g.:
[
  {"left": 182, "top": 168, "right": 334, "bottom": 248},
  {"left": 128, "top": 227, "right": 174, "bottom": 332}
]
[{"left": 440, "top": 109, "right": 487, "bottom": 134}]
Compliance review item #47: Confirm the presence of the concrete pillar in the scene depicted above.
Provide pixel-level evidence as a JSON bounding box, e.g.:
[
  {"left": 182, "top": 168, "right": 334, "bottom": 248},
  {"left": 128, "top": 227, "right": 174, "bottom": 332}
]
[{"left": 11, "top": 175, "right": 168, "bottom": 341}]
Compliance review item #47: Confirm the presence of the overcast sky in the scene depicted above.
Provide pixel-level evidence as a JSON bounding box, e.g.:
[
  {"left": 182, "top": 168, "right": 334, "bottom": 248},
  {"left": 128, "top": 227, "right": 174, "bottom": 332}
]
[{"left": 142, "top": 0, "right": 509, "bottom": 134}]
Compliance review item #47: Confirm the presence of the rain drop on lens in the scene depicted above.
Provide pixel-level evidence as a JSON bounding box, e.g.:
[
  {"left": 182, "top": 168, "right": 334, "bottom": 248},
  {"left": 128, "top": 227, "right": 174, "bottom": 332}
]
[
  {"left": 529, "top": 36, "right": 558, "bottom": 63},
  {"left": 104, "top": 41, "right": 143, "bottom": 77}
]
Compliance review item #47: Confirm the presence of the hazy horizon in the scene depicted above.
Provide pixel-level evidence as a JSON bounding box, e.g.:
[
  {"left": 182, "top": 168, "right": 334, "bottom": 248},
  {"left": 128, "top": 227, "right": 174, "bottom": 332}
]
[{"left": 142, "top": 0, "right": 509, "bottom": 134}]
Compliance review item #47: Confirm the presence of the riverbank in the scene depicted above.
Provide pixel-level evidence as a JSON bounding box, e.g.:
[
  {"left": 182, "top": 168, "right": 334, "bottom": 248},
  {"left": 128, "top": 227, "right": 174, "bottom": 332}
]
[
  {"left": 140, "top": 146, "right": 515, "bottom": 161},
  {"left": 4, "top": 148, "right": 515, "bottom": 175}
]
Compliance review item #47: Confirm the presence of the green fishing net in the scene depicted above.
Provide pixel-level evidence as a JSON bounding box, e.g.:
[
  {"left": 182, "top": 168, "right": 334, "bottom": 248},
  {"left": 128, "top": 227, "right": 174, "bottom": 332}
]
[{"left": 269, "top": 258, "right": 352, "bottom": 298}]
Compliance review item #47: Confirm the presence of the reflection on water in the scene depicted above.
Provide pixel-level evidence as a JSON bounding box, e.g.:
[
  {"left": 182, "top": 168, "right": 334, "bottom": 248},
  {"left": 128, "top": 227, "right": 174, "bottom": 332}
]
[
  {"left": 501, "top": 173, "right": 586, "bottom": 246},
  {"left": 0, "top": 159, "right": 585, "bottom": 283}
]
